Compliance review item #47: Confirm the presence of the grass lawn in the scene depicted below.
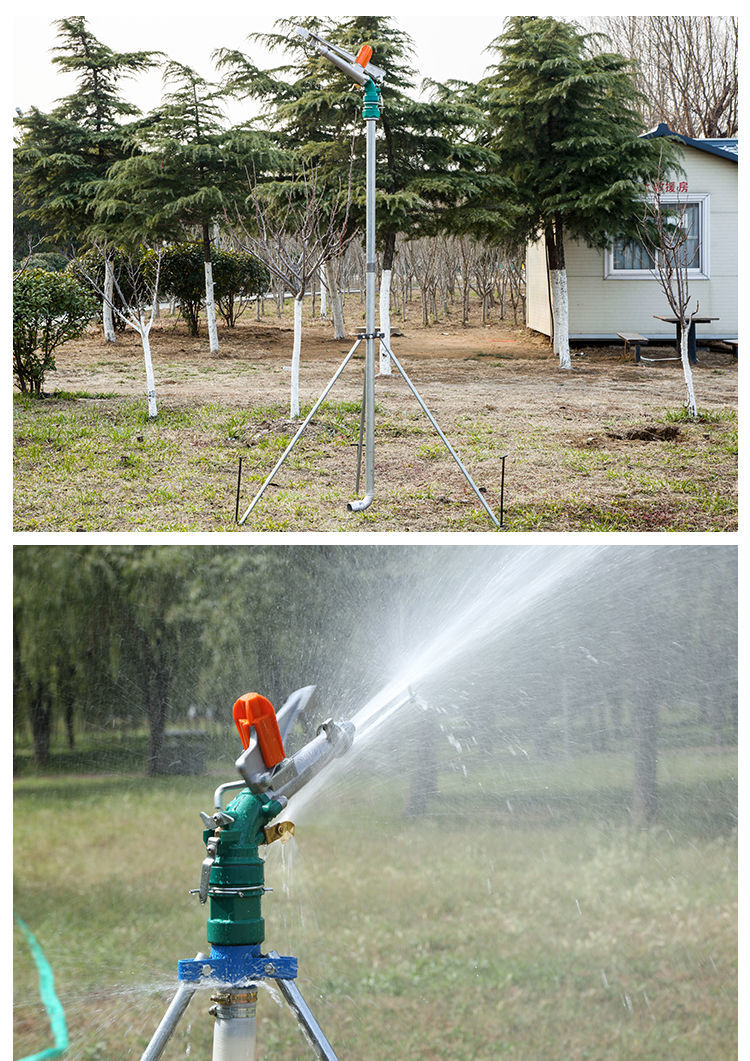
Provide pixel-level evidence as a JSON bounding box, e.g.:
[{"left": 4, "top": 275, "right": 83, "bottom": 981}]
[
  {"left": 12, "top": 311, "right": 738, "bottom": 531},
  {"left": 13, "top": 746, "right": 737, "bottom": 1059}
]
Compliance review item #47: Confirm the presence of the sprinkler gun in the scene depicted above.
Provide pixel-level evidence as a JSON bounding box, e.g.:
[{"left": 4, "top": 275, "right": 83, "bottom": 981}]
[
  {"left": 141, "top": 686, "right": 355, "bottom": 1061},
  {"left": 180, "top": 689, "right": 354, "bottom": 984},
  {"left": 294, "top": 26, "right": 385, "bottom": 87}
]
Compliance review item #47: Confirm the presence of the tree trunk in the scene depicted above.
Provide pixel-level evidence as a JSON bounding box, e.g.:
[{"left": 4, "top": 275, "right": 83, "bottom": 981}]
[
  {"left": 632, "top": 700, "right": 659, "bottom": 826},
  {"left": 320, "top": 268, "right": 328, "bottom": 317},
  {"left": 680, "top": 321, "right": 698, "bottom": 417},
  {"left": 545, "top": 219, "right": 572, "bottom": 370},
  {"left": 64, "top": 678, "right": 75, "bottom": 750},
  {"left": 29, "top": 682, "right": 52, "bottom": 767},
  {"left": 146, "top": 654, "right": 170, "bottom": 775},
  {"left": 203, "top": 224, "right": 219, "bottom": 354},
  {"left": 379, "top": 231, "right": 396, "bottom": 375},
  {"left": 290, "top": 294, "right": 303, "bottom": 418},
  {"left": 139, "top": 312, "right": 158, "bottom": 419},
  {"left": 378, "top": 269, "right": 392, "bottom": 374},
  {"left": 324, "top": 258, "right": 346, "bottom": 339},
  {"left": 103, "top": 260, "right": 116, "bottom": 343}
]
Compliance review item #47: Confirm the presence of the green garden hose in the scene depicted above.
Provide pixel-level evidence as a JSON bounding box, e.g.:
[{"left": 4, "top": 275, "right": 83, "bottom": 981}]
[{"left": 15, "top": 915, "right": 69, "bottom": 1061}]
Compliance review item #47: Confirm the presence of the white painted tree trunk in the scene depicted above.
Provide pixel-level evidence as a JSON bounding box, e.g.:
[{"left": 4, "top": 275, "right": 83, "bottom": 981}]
[
  {"left": 290, "top": 295, "right": 303, "bottom": 418},
  {"left": 103, "top": 261, "right": 116, "bottom": 343},
  {"left": 379, "top": 267, "right": 392, "bottom": 375},
  {"left": 680, "top": 326, "right": 698, "bottom": 418},
  {"left": 205, "top": 261, "right": 219, "bottom": 354},
  {"left": 550, "top": 269, "right": 572, "bottom": 370},
  {"left": 320, "top": 269, "right": 328, "bottom": 317},
  {"left": 324, "top": 259, "right": 346, "bottom": 339},
  {"left": 139, "top": 311, "right": 158, "bottom": 419}
]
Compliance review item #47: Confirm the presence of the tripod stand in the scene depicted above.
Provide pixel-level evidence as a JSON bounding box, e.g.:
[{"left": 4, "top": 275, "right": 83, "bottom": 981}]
[
  {"left": 141, "top": 947, "right": 339, "bottom": 1061},
  {"left": 237, "top": 38, "right": 500, "bottom": 529}
]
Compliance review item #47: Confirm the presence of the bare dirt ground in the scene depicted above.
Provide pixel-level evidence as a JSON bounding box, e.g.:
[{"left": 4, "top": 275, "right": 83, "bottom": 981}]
[{"left": 13, "top": 306, "right": 738, "bottom": 532}]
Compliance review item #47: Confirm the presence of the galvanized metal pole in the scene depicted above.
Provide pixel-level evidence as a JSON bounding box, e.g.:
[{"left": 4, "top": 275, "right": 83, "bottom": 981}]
[
  {"left": 210, "top": 987, "right": 258, "bottom": 1061},
  {"left": 271, "top": 960, "right": 339, "bottom": 1061},
  {"left": 348, "top": 81, "right": 380, "bottom": 512}
]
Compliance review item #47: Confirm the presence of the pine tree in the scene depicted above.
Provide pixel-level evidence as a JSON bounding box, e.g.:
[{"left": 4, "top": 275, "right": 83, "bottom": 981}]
[
  {"left": 216, "top": 16, "right": 503, "bottom": 364},
  {"left": 93, "top": 61, "right": 261, "bottom": 353},
  {"left": 482, "top": 16, "right": 677, "bottom": 368},
  {"left": 14, "top": 16, "right": 159, "bottom": 341}
]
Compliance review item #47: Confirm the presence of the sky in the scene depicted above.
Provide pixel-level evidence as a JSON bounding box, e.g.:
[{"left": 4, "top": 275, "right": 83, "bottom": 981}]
[
  {"left": 11, "top": 5, "right": 721, "bottom": 120},
  {"left": 12, "top": 7, "right": 509, "bottom": 121}
]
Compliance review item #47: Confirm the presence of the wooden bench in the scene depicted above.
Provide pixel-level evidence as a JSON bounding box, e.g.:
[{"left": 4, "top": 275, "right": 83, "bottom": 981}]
[{"left": 617, "top": 332, "right": 649, "bottom": 363}]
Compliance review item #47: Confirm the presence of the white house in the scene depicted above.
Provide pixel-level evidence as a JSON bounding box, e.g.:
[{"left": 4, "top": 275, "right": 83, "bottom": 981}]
[{"left": 525, "top": 124, "right": 738, "bottom": 343}]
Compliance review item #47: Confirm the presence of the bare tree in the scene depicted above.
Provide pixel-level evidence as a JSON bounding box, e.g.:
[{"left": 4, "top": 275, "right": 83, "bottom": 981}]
[
  {"left": 588, "top": 17, "right": 738, "bottom": 138},
  {"left": 74, "top": 243, "right": 162, "bottom": 418},
  {"left": 404, "top": 238, "right": 442, "bottom": 326},
  {"left": 229, "top": 163, "right": 353, "bottom": 418},
  {"left": 323, "top": 253, "right": 348, "bottom": 341},
  {"left": 494, "top": 248, "right": 526, "bottom": 326},
  {"left": 637, "top": 170, "right": 699, "bottom": 418},
  {"left": 471, "top": 245, "right": 502, "bottom": 325},
  {"left": 454, "top": 237, "right": 479, "bottom": 326}
]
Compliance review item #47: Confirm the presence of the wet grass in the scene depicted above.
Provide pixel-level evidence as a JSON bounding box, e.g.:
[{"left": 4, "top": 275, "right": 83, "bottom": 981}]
[{"left": 13, "top": 746, "right": 736, "bottom": 1060}]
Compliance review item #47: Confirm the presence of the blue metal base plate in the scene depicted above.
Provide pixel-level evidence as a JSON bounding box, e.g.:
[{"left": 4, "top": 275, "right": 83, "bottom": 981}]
[{"left": 178, "top": 943, "right": 298, "bottom": 984}]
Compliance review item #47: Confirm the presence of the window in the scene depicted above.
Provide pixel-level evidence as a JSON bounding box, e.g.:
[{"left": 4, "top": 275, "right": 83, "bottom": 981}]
[{"left": 605, "top": 194, "right": 709, "bottom": 280}]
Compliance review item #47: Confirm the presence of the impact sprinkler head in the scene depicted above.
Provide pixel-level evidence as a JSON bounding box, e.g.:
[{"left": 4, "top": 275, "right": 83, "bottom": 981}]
[
  {"left": 141, "top": 690, "right": 355, "bottom": 1060},
  {"left": 235, "top": 691, "right": 355, "bottom": 802},
  {"left": 294, "top": 26, "right": 385, "bottom": 86},
  {"left": 177, "top": 688, "right": 356, "bottom": 986}
]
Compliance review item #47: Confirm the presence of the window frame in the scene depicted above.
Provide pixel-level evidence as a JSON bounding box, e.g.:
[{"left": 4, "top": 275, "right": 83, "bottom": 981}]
[{"left": 604, "top": 192, "right": 710, "bottom": 281}]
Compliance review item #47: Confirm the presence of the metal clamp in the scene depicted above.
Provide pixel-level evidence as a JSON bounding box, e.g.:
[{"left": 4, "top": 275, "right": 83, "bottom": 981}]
[{"left": 196, "top": 834, "right": 220, "bottom": 904}]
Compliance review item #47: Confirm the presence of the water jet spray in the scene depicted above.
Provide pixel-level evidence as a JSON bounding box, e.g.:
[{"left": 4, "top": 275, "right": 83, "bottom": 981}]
[{"left": 141, "top": 687, "right": 355, "bottom": 1061}]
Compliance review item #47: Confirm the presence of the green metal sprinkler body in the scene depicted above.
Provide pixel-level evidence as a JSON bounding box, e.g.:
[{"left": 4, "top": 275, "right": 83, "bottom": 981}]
[
  {"left": 362, "top": 77, "right": 381, "bottom": 119},
  {"left": 144, "top": 681, "right": 417, "bottom": 1061},
  {"left": 204, "top": 789, "right": 286, "bottom": 948},
  {"left": 177, "top": 691, "right": 354, "bottom": 988}
]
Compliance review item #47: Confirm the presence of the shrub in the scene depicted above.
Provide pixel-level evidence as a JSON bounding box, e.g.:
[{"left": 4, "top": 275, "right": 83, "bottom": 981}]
[
  {"left": 13, "top": 268, "right": 98, "bottom": 394},
  {"left": 213, "top": 249, "right": 270, "bottom": 327},
  {"left": 15, "top": 252, "right": 69, "bottom": 273},
  {"left": 147, "top": 242, "right": 206, "bottom": 336},
  {"left": 144, "top": 243, "right": 270, "bottom": 333}
]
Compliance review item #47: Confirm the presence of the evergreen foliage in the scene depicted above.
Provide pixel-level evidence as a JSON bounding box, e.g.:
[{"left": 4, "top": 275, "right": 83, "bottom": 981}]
[
  {"left": 147, "top": 242, "right": 209, "bottom": 336},
  {"left": 216, "top": 16, "right": 508, "bottom": 269},
  {"left": 141, "top": 243, "right": 269, "bottom": 334},
  {"left": 92, "top": 61, "right": 278, "bottom": 250},
  {"left": 13, "top": 16, "right": 160, "bottom": 250},
  {"left": 481, "top": 16, "right": 679, "bottom": 259},
  {"left": 212, "top": 250, "right": 271, "bottom": 327},
  {"left": 15, "top": 252, "right": 69, "bottom": 273}
]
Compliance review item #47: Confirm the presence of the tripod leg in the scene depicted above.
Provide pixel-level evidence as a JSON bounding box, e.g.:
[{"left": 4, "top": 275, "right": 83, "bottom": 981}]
[
  {"left": 140, "top": 953, "right": 207, "bottom": 1061},
  {"left": 384, "top": 341, "right": 501, "bottom": 528},
  {"left": 237, "top": 338, "right": 362, "bottom": 525},
  {"left": 270, "top": 968, "right": 339, "bottom": 1060}
]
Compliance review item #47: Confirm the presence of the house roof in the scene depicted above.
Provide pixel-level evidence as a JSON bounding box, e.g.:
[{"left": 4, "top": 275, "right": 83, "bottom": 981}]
[{"left": 643, "top": 122, "right": 738, "bottom": 162}]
